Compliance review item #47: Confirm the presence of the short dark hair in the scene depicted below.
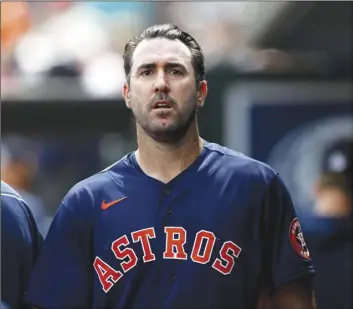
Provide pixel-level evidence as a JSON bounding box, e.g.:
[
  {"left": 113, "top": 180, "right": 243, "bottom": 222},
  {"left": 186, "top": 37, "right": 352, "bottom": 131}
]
[{"left": 123, "top": 24, "right": 205, "bottom": 84}]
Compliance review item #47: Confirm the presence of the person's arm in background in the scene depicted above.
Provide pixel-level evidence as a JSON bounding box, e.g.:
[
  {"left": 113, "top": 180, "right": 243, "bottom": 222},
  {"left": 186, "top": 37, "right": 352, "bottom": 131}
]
[
  {"left": 257, "top": 174, "right": 316, "bottom": 309},
  {"left": 1, "top": 181, "right": 43, "bottom": 309}
]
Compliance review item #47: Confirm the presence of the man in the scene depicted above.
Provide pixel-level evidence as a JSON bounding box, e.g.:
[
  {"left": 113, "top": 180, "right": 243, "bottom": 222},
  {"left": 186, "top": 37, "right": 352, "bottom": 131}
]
[
  {"left": 25, "top": 24, "right": 316, "bottom": 309},
  {"left": 306, "top": 139, "right": 352, "bottom": 309},
  {"left": 1, "top": 181, "right": 43, "bottom": 309}
]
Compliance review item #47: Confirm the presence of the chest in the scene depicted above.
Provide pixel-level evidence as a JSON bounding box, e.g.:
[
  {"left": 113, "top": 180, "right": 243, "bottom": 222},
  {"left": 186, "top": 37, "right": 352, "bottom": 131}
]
[{"left": 93, "top": 178, "right": 262, "bottom": 267}]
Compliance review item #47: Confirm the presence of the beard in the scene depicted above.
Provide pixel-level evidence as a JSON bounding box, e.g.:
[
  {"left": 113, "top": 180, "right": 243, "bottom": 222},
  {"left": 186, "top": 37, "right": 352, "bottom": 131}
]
[{"left": 131, "top": 92, "right": 198, "bottom": 144}]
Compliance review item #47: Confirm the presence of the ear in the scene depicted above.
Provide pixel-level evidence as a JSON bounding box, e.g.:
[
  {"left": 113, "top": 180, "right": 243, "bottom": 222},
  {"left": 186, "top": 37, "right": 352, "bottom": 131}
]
[
  {"left": 122, "top": 82, "right": 131, "bottom": 109},
  {"left": 196, "top": 80, "right": 208, "bottom": 110}
]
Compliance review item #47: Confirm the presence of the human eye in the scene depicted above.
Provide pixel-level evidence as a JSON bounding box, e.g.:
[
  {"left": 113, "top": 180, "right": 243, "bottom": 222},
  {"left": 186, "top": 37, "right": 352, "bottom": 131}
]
[
  {"left": 169, "top": 69, "right": 183, "bottom": 76},
  {"left": 140, "top": 69, "right": 153, "bottom": 76}
]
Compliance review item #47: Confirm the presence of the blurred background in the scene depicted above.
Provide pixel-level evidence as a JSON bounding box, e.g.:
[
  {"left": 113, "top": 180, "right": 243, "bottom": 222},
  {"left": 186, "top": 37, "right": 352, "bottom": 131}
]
[
  {"left": 1, "top": 1, "right": 352, "bottom": 308},
  {"left": 1, "top": 1, "right": 352, "bottom": 217}
]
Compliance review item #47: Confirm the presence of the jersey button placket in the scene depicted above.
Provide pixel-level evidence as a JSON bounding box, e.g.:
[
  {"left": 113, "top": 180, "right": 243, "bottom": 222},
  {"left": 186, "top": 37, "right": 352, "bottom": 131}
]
[
  {"left": 162, "top": 185, "right": 173, "bottom": 219},
  {"left": 160, "top": 186, "right": 177, "bottom": 286},
  {"left": 163, "top": 187, "right": 171, "bottom": 196}
]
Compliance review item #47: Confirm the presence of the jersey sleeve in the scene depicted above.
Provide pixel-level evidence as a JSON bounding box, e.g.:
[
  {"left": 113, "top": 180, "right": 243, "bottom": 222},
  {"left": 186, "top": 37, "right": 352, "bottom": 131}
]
[
  {"left": 1, "top": 195, "right": 43, "bottom": 309},
  {"left": 25, "top": 199, "right": 94, "bottom": 309},
  {"left": 260, "top": 174, "right": 315, "bottom": 292}
]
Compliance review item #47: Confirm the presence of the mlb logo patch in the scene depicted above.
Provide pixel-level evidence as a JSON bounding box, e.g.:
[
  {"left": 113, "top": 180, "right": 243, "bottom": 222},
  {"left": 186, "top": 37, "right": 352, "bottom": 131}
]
[{"left": 289, "top": 218, "right": 311, "bottom": 261}]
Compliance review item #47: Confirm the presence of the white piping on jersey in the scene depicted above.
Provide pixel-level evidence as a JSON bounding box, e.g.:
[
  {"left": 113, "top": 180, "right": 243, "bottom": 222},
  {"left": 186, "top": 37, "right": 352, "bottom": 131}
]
[{"left": 1, "top": 193, "right": 26, "bottom": 203}]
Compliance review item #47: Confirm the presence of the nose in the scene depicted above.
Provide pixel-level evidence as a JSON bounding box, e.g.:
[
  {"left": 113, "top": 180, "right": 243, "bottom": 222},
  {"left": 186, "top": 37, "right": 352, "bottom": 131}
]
[{"left": 153, "top": 71, "right": 170, "bottom": 94}]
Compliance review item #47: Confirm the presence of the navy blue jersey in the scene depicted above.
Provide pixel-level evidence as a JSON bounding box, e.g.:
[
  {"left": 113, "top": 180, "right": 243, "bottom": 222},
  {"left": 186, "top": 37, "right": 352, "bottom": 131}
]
[
  {"left": 26, "top": 141, "right": 315, "bottom": 309},
  {"left": 1, "top": 181, "right": 43, "bottom": 309}
]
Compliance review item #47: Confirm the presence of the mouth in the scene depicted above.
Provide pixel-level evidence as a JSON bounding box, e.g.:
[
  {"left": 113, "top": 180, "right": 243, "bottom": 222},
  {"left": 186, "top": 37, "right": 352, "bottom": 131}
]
[{"left": 152, "top": 100, "right": 173, "bottom": 110}]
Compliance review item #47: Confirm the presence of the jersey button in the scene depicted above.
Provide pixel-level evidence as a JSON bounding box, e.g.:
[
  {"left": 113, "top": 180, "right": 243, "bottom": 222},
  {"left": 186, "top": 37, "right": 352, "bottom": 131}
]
[
  {"left": 166, "top": 206, "right": 172, "bottom": 215},
  {"left": 171, "top": 275, "right": 176, "bottom": 281}
]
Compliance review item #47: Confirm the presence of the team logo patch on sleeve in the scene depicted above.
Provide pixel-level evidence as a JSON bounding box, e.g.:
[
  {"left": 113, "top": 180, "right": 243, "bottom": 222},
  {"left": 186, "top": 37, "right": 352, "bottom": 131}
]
[{"left": 289, "top": 218, "right": 311, "bottom": 260}]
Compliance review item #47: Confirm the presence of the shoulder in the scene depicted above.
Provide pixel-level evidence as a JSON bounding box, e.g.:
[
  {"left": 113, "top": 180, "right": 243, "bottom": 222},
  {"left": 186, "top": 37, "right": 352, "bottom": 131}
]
[
  {"left": 1, "top": 181, "right": 30, "bottom": 218},
  {"left": 1, "top": 182, "right": 35, "bottom": 241},
  {"left": 61, "top": 154, "right": 132, "bottom": 209},
  {"left": 203, "top": 141, "right": 277, "bottom": 185},
  {"left": 1, "top": 181, "right": 24, "bottom": 202}
]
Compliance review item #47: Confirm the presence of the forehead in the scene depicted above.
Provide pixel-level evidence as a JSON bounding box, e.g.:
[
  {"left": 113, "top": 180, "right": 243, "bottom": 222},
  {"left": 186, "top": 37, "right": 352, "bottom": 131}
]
[{"left": 132, "top": 38, "right": 193, "bottom": 69}]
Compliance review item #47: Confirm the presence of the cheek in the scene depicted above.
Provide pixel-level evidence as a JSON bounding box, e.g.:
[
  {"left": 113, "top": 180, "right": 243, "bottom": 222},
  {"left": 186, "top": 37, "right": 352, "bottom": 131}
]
[
  {"left": 173, "top": 81, "right": 197, "bottom": 100},
  {"left": 130, "top": 84, "right": 152, "bottom": 104},
  {"left": 130, "top": 97, "right": 148, "bottom": 116},
  {"left": 178, "top": 89, "right": 198, "bottom": 109}
]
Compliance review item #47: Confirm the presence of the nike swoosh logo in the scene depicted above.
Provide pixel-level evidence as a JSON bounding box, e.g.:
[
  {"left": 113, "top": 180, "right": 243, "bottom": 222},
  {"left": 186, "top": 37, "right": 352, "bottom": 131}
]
[{"left": 101, "top": 197, "right": 127, "bottom": 210}]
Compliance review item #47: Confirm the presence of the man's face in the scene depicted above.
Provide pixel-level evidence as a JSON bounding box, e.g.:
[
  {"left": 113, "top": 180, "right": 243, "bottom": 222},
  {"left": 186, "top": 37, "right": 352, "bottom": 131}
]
[{"left": 123, "top": 38, "right": 207, "bottom": 143}]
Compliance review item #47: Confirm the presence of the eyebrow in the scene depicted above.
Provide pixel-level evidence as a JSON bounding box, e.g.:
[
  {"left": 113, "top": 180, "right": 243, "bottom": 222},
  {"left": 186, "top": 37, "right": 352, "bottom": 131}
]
[{"left": 136, "top": 62, "right": 187, "bottom": 72}]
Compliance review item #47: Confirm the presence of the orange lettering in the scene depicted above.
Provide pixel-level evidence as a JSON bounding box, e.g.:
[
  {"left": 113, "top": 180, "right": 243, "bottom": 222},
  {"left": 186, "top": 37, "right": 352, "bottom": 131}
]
[
  {"left": 191, "top": 230, "right": 216, "bottom": 264},
  {"left": 163, "top": 227, "right": 187, "bottom": 259},
  {"left": 131, "top": 227, "right": 156, "bottom": 263},
  {"left": 212, "top": 241, "right": 242, "bottom": 275},
  {"left": 93, "top": 256, "right": 123, "bottom": 293},
  {"left": 111, "top": 235, "right": 138, "bottom": 273}
]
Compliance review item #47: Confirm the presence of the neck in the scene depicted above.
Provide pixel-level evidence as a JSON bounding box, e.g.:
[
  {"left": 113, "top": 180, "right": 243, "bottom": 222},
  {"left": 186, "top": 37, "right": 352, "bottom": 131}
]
[{"left": 135, "top": 122, "right": 203, "bottom": 183}]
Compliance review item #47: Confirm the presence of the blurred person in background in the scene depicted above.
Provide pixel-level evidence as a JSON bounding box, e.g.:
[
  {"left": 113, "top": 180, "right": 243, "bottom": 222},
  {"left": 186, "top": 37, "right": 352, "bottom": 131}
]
[
  {"left": 1, "top": 181, "right": 43, "bottom": 309},
  {"left": 1, "top": 135, "right": 51, "bottom": 237},
  {"left": 25, "top": 24, "right": 315, "bottom": 309},
  {"left": 306, "top": 138, "right": 353, "bottom": 309}
]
